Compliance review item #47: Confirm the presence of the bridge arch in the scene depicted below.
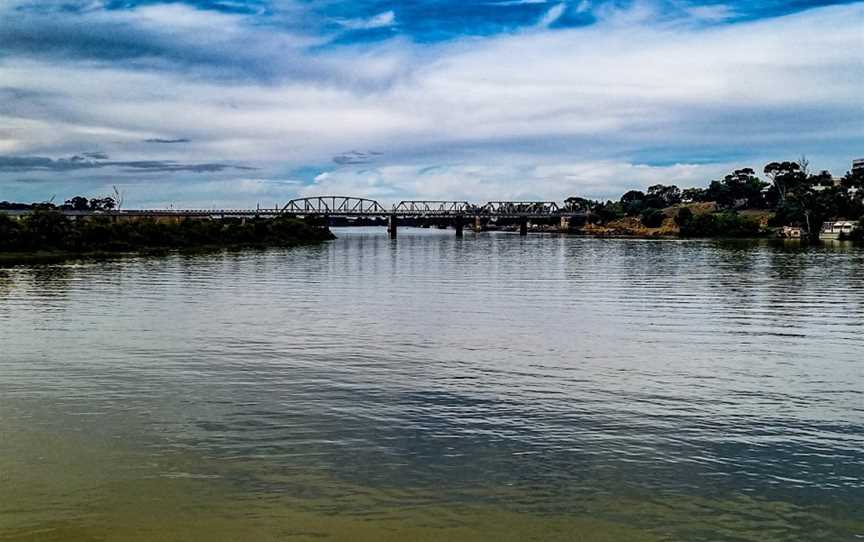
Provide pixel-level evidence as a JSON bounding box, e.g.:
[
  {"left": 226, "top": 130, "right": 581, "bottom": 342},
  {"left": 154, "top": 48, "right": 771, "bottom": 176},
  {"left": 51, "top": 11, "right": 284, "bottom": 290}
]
[{"left": 282, "top": 196, "right": 388, "bottom": 215}]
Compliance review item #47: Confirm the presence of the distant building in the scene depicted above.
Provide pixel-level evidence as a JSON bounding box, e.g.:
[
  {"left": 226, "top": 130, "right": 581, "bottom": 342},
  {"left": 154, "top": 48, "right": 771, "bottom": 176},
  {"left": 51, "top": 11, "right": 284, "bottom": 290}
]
[
  {"left": 780, "top": 226, "right": 803, "bottom": 239},
  {"left": 820, "top": 220, "right": 858, "bottom": 240},
  {"left": 853, "top": 158, "right": 864, "bottom": 173}
]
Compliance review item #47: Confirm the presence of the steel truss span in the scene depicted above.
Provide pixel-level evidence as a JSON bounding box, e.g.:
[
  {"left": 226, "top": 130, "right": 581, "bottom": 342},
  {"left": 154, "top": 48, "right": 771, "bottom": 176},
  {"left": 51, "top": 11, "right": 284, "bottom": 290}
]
[
  {"left": 282, "top": 196, "right": 389, "bottom": 215},
  {"left": 282, "top": 197, "right": 569, "bottom": 217},
  {"left": 480, "top": 201, "right": 560, "bottom": 216},
  {"left": 392, "top": 201, "right": 476, "bottom": 215}
]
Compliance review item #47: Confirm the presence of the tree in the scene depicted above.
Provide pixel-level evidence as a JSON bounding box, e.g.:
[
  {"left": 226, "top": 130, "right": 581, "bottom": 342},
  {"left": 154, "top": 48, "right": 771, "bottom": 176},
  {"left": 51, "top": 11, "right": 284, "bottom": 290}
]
[
  {"left": 841, "top": 168, "right": 864, "bottom": 191},
  {"left": 706, "top": 168, "right": 767, "bottom": 209},
  {"left": 89, "top": 197, "right": 117, "bottom": 212},
  {"left": 22, "top": 210, "right": 70, "bottom": 249},
  {"left": 675, "top": 207, "right": 694, "bottom": 227},
  {"left": 679, "top": 212, "right": 761, "bottom": 238},
  {"left": 640, "top": 208, "right": 666, "bottom": 228},
  {"left": 0, "top": 214, "right": 22, "bottom": 251},
  {"left": 620, "top": 190, "right": 646, "bottom": 216},
  {"left": 681, "top": 187, "right": 707, "bottom": 203},
  {"left": 705, "top": 180, "right": 733, "bottom": 208},
  {"left": 773, "top": 170, "right": 854, "bottom": 237},
  {"left": 763, "top": 161, "right": 804, "bottom": 204},
  {"left": 564, "top": 196, "right": 593, "bottom": 212},
  {"left": 64, "top": 196, "right": 90, "bottom": 211},
  {"left": 112, "top": 185, "right": 125, "bottom": 210},
  {"left": 620, "top": 190, "right": 645, "bottom": 203},
  {"left": 647, "top": 184, "right": 682, "bottom": 207},
  {"left": 590, "top": 201, "right": 624, "bottom": 224}
]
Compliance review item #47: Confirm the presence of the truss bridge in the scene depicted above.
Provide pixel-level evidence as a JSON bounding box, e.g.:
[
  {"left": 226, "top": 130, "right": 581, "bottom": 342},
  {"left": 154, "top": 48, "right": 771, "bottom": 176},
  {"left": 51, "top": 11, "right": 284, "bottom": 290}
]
[
  {"left": 3, "top": 195, "right": 587, "bottom": 239},
  {"left": 276, "top": 196, "right": 582, "bottom": 238}
]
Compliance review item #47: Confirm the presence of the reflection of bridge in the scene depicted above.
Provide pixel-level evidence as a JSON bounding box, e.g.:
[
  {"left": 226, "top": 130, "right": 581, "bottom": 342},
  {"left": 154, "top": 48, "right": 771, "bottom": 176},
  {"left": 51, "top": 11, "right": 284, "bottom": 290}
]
[{"left": 2, "top": 196, "right": 586, "bottom": 238}]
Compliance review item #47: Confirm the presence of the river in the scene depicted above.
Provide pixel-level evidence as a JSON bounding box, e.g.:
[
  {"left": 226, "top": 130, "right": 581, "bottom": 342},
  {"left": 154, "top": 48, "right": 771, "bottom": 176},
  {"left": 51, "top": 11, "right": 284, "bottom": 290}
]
[{"left": 1, "top": 228, "right": 862, "bottom": 541}]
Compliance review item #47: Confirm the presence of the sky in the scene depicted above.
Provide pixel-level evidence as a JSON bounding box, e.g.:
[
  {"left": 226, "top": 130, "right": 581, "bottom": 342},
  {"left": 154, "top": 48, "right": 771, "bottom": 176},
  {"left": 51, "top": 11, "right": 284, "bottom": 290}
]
[{"left": 0, "top": 0, "right": 862, "bottom": 208}]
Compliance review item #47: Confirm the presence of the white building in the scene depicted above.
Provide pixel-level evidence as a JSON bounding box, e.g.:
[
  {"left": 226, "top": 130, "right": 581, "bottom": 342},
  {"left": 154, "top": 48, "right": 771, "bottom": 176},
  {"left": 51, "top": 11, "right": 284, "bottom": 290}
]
[{"left": 819, "top": 220, "right": 858, "bottom": 240}]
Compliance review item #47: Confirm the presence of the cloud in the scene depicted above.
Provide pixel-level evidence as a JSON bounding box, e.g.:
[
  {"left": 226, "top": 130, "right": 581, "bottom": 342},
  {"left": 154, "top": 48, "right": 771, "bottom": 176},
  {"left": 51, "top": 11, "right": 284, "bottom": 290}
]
[
  {"left": 0, "top": 2, "right": 861, "bottom": 205},
  {"left": 336, "top": 11, "right": 396, "bottom": 30},
  {"left": 0, "top": 154, "right": 255, "bottom": 173},
  {"left": 144, "top": 138, "right": 191, "bottom": 144},
  {"left": 537, "top": 3, "right": 567, "bottom": 27},
  {"left": 332, "top": 150, "right": 383, "bottom": 165},
  {"left": 684, "top": 4, "right": 736, "bottom": 22},
  {"left": 490, "top": 0, "right": 549, "bottom": 6},
  {"left": 303, "top": 159, "right": 736, "bottom": 203},
  {"left": 0, "top": 2, "right": 366, "bottom": 84},
  {"left": 103, "top": 177, "right": 305, "bottom": 209}
]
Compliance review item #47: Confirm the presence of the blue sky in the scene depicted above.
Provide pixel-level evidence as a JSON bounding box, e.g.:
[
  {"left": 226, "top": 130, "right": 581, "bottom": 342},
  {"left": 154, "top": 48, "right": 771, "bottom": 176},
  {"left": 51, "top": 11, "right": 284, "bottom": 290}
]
[{"left": 0, "top": 0, "right": 862, "bottom": 207}]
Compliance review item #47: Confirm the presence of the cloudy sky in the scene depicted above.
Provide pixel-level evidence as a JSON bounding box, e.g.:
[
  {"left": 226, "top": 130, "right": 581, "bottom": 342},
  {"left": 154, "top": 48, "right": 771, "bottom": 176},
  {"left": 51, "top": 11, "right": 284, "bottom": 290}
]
[{"left": 1, "top": 0, "right": 862, "bottom": 208}]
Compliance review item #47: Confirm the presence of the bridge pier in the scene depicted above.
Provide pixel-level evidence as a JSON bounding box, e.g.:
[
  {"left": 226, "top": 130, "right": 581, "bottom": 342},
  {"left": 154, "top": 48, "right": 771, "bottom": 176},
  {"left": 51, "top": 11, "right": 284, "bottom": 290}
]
[
  {"left": 454, "top": 215, "right": 464, "bottom": 237},
  {"left": 474, "top": 216, "right": 483, "bottom": 232},
  {"left": 388, "top": 213, "right": 398, "bottom": 239},
  {"left": 519, "top": 217, "right": 528, "bottom": 236}
]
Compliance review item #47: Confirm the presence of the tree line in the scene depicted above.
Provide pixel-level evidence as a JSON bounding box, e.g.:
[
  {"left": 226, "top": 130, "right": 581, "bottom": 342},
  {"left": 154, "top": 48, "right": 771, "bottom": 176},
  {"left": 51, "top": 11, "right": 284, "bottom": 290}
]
[{"left": 0, "top": 195, "right": 119, "bottom": 212}]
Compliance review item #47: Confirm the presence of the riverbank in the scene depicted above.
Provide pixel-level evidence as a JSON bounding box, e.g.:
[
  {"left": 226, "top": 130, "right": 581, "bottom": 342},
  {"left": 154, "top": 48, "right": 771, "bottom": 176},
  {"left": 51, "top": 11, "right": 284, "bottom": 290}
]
[
  {"left": 569, "top": 204, "right": 773, "bottom": 239},
  {"left": 0, "top": 211, "right": 335, "bottom": 266}
]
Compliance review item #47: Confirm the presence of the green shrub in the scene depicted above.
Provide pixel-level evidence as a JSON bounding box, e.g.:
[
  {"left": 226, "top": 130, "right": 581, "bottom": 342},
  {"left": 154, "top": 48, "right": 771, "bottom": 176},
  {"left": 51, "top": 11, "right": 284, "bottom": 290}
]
[
  {"left": 675, "top": 207, "right": 694, "bottom": 227},
  {"left": 679, "top": 211, "right": 762, "bottom": 238},
  {"left": 640, "top": 208, "right": 666, "bottom": 228},
  {"left": 0, "top": 214, "right": 23, "bottom": 251},
  {"left": 0, "top": 213, "right": 334, "bottom": 255}
]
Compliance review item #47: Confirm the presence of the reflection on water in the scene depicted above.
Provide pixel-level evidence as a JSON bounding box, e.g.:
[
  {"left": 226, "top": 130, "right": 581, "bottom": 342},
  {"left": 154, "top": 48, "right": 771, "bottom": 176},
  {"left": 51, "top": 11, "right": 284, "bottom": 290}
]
[{"left": 1, "top": 229, "right": 863, "bottom": 541}]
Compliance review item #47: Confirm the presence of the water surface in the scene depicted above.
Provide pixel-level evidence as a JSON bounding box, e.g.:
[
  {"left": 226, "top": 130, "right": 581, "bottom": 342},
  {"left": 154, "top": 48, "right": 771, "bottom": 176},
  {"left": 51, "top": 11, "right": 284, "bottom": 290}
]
[{"left": 1, "top": 229, "right": 863, "bottom": 541}]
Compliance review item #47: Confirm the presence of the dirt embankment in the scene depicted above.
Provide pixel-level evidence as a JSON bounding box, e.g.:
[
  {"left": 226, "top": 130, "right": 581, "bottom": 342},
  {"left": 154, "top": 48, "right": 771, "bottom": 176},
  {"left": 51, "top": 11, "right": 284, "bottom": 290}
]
[
  {"left": 581, "top": 217, "right": 677, "bottom": 237},
  {"left": 580, "top": 203, "right": 713, "bottom": 237},
  {"left": 577, "top": 202, "right": 775, "bottom": 237}
]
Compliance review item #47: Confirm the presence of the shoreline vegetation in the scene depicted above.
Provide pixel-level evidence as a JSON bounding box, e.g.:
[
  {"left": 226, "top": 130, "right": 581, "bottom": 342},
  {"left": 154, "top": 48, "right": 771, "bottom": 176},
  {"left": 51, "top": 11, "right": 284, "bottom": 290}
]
[
  {"left": 0, "top": 209, "right": 335, "bottom": 265},
  {"left": 560, "top": 159, "right": 864, "bottom": 241}
]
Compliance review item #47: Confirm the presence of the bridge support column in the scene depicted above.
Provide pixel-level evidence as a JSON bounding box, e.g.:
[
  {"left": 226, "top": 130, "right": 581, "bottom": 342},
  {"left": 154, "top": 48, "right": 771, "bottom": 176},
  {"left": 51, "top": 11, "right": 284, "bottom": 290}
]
[
  {"left": 519, "top": 217, "right": 528, "bottom": 236},
  {"left": 454, "top": 215, "right": 464, "bottom": 237},
  {"left": 388, "top": 213, "right": 398, "bottom": 239},
  {"left": 474, "top": 216, "right": 483, "bottom": 232},
  {"left": 559, "top": 216, "right": 571, "bottom": 232}
]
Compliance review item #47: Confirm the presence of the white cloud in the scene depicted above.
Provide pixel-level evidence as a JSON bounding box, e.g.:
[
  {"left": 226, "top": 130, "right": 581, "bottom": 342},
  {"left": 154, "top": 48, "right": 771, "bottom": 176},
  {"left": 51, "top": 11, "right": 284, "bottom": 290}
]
[
  {"left": 301, "top": 160, "right": 735, "bottom": 204},
  {"left": 336, "top": 11, "right": 396, "bottom": 30},
  {"left": 684, "top": 4, "right": 735, "bottom": 22},
  {"left": 1, "top": 2, "right": 862, "bottom": 204},
  {"left": 537, "top": 3, "right": 567, "bottom": 27},
  {"left": 491, "top": 0, "right": 548, "bottom": 6}
]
